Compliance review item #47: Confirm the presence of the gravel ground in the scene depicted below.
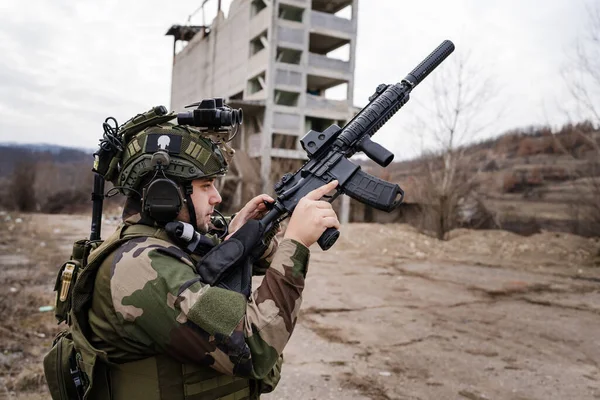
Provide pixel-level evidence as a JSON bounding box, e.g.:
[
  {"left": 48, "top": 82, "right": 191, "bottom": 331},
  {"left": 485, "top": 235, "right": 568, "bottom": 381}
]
[{"left": 1, "top": 213, "right": 599, "bottom": 399}]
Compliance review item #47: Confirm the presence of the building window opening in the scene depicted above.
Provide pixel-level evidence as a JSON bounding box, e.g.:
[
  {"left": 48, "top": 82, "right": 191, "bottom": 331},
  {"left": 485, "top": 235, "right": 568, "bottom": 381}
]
[
  {"left": 229, "top": 91, "right": 243, "bottom": 100},
  {"left": 247, "top": 72, "right": 266, "bottom": 95},
  {"left": 249, "top": 30, "right": 268, "bottom": 56},
  {"left": 276, "top": 47, "right": 302, "bottom": 64},
  {"left": 278, "top": 4, "right": 305, "bottom": 22},
  {"left": 335, "top": 4, "right": 352, "bottom": 19},
  {"left": 272, "top": 133, "right": 298, "bottom": 150},
  {"left": 251, "top": 0, "right": 267, "bottom": 17},
  {"left": 307, "top": 75, "right": 349, "bottom": 100},
  {"left": 274, "top": 90, "right": 300, "bottom": 106},
  {"left": 305, "top": 116, "right": 335, "bottom": 132},
  {"left": 326, "top": 43, "right": 350, "bottom": 62},
  {"left": 323, "top": 82, "right": 348, "bottom": 100},
  {"left": 311, "top": 0, "right": 352, "bottom": 17}
]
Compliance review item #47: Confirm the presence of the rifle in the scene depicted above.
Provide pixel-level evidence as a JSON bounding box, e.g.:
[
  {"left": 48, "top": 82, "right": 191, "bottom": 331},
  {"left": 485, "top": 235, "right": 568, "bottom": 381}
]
[{"left": 259, "top": 40, "right": 455, "bottom": 250}]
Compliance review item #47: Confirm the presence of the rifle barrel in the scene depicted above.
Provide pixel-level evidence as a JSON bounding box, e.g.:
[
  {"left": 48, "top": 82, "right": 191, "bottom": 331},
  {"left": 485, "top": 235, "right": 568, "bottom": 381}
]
[{"left": 403, "top": 40, "right": 455, "bottom": 88}]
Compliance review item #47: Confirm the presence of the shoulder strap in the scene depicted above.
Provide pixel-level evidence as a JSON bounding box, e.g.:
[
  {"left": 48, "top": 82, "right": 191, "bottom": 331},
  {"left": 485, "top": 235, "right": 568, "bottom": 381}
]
[
  {"left": 71, "top": 222, "right": 179, "bottom": 351},
  {"left": 85, "top": 222, "right": 172, "bottom": 267},
  {"left": 123, "top": 223, "right": 172, "bottom": 243}
]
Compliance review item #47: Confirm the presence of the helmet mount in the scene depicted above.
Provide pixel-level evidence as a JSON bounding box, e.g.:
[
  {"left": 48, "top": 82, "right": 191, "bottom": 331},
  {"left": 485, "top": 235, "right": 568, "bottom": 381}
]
[{"left": 93, "top": 100, "right": 237, "bottom": 229}]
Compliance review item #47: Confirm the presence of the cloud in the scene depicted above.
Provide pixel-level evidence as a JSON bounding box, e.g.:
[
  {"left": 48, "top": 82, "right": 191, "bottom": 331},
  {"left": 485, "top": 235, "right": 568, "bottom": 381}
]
[
  {"left": 0, "top": 0, "right": 203, "bottom": 148},
  {"left": 352, "top": 0, "right": 592, "bottom": 159},
  {"left": 0, "top": 0, "right": 593, "bottom": 159}
]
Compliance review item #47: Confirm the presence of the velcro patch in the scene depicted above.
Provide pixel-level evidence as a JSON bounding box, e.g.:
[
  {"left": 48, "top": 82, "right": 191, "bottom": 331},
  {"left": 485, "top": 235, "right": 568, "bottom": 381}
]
[
  {"left": 197, "top": 148, "right": 211, "bottom": 165},
  {"left": 127, "top": 139, "right": 141, "bottom": 158},
  {"left": 187, "top": 287, "right": 246, "bottom": 336},
  {"left": 145, "top": 134, "right": 182, "bottom": 154}
]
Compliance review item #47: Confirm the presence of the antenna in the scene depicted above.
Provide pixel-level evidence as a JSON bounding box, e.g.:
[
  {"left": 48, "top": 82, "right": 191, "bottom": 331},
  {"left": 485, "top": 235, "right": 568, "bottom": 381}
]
[{"left": 187, "top": 0, "right": 221, "bottom": 26}]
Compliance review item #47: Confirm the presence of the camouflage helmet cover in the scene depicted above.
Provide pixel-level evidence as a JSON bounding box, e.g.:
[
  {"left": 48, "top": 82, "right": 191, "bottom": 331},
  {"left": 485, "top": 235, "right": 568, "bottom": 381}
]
[{"left": 117, "top": 120, "right": 228, "bottom": 196}]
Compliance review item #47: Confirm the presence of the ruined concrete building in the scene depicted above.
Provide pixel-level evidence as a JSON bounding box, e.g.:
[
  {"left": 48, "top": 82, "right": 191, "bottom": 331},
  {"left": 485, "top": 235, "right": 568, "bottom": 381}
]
[{"left": 166, "top": 0, "right": 358, "bottom": 217}]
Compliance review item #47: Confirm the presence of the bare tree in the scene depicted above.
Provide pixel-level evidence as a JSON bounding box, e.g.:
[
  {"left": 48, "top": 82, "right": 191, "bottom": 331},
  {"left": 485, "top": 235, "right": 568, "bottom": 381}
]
[
  {"left": 563, "top": 3, "right": 600, "bottom": 133},
  {"left": 413, "top": 50, "right": 499, "bottom": 239},
  {"left": 10, "top": 159, "right": 37, "bottom": 212},
  {"left": 560, "top": 1, "right": 600, "bottom": 236}
]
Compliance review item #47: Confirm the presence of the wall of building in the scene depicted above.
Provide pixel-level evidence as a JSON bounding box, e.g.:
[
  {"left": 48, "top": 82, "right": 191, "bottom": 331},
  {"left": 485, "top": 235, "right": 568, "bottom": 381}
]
[
  {"left": 169, "top": 0, "right": 359, "bottom": 219},
  {"left": 170, "top": 0, "right": 271, "bottom": 112}
]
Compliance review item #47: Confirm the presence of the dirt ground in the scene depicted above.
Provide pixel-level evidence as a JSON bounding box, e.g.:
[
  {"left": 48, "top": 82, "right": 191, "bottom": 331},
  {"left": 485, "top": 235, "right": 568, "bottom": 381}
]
[{"left": 1, "top": 212, "right": 599, "bottom": 399}]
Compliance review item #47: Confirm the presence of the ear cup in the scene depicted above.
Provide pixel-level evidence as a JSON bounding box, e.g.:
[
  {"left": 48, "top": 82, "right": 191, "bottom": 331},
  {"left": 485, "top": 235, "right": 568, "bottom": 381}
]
[{"left": 142, "top": 178, "right": 183, "bottom": 223}]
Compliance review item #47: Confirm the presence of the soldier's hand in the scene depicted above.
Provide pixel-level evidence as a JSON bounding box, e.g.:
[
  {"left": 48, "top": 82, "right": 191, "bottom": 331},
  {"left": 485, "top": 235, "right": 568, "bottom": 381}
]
[
  {"left": 227, "top": 194, "right": 274, "bottom": 239},
  {"left": 284, "top": 180, "right": 340, "bottom": 248}
]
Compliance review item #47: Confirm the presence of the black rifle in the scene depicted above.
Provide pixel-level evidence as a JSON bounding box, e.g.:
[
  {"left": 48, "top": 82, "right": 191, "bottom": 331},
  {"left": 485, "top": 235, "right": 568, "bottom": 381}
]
[{"left": 259, "top": 40, "right": 455, "bottom": 250}]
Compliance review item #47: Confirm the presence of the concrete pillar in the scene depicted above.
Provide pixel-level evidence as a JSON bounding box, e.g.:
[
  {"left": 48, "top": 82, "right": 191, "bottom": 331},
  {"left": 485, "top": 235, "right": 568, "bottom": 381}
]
[
  {"left": 339, "top": 0, "right": 359, "bottom": 226},
  {"left": 347, "top": 0, "right": 359, "bottom": 105},
  {"left": 340, "top": 194, "right": 350, "bottom": 224},
  {"left": 260, "top": 0, "right": 279, "bottom": 195}
]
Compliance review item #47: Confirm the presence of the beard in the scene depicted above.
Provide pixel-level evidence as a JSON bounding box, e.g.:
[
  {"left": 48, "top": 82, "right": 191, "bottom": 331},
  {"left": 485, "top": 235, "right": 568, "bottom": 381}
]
[
  {"left": 196, "top": 224, "right": 209, "bottom": 234},
  {"left": 195, "top": 213, "right": 212, "bottom": 234}
]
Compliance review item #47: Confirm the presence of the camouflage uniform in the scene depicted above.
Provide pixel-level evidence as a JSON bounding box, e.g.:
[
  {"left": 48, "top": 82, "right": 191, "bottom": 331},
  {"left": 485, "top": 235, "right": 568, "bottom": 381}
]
[
  {"left": 86, "top": 213, "right": 309, "bottom": 399},
  {"left": 42, "top": 107, "right": 309, "bottom": 399}
]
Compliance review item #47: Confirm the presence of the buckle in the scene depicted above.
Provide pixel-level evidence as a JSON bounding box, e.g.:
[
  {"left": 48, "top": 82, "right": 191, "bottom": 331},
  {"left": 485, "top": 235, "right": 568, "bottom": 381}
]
[{"left": 59, "top": 263, "right": 76, "bottom": 302}]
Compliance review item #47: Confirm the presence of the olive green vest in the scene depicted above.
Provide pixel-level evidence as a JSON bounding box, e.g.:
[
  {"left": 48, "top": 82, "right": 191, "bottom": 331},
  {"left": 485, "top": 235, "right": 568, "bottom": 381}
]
[{"left": 66, "top": 222, "right": 254, "bottom": 400}]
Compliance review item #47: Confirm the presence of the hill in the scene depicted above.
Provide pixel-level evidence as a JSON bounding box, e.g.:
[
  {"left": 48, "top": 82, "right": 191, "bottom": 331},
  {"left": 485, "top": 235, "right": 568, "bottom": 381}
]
[
  {"left": 0, "top": 144, "right": 92, "bottom": 177},
  {"left": 0, "top": 144, "right": 98, "bottom": 213},
  {"left": 0, "top": 122, "right": 598, "bottom": 237},
  {"left": 355, "top": 121, "right": 600, "bottom": 236}
]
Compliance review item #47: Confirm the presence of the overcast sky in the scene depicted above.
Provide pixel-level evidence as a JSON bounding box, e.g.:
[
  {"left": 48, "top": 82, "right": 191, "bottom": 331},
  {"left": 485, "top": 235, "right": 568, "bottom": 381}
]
[{"left": 0, "top": 0, "right": 594, "bottom": 159}]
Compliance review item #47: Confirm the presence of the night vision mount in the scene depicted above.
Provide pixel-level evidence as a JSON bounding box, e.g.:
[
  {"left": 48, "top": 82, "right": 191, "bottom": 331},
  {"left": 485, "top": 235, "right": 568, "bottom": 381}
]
[
  {"left": 177, "top": 98, "right": 243, "bottom": 132},
  {"left": 176, "top": 98, "right": 243, "bottom": 163}
]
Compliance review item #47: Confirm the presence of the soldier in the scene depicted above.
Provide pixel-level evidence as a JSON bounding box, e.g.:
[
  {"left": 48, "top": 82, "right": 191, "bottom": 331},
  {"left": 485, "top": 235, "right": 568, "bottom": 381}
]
[{"left": 71, "top": 114, "right": 340, "bottom": 399}]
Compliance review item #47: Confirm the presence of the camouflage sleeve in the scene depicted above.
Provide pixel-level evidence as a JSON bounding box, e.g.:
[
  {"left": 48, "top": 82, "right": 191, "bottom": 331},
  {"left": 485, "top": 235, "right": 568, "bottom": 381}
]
[
  {"left": 252, "top": 235, "right": 280, "bottom": 276},
  {"left": 110, "top": 236, "right": 309, "bottom": 379}
]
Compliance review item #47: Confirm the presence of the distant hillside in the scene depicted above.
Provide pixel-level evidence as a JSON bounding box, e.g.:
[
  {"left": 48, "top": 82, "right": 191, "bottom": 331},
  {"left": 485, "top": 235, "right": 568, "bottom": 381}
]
[
  {"left": 0, "top": 144, "right": 92, "bottom": 177},
  {"left": 1, "top": 124, "right": 598, "bottom": 237},
  {"left": 355, "top": 121, "right": 600, "bottom": 236},
  {"left": 362, "top": 121, "right": 599, "bottom": 192}
]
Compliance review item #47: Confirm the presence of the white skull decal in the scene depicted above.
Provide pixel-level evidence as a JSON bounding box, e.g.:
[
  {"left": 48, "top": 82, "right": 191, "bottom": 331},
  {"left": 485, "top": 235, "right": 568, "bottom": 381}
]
[{"left": 157, "top": 135, "right": 171, "bottom": 150}]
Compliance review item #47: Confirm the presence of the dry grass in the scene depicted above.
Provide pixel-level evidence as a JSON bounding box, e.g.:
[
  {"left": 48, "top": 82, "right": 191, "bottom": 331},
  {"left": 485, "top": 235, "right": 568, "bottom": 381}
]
[{"left": 0, "top": 214, "right": 65, "bottom": 397}]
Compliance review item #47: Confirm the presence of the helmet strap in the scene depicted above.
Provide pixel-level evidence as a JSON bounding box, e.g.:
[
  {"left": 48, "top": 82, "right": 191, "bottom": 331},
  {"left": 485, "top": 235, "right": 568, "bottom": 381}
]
[{"left": 184, "top": 183, "right": 198, "bottom": 231}]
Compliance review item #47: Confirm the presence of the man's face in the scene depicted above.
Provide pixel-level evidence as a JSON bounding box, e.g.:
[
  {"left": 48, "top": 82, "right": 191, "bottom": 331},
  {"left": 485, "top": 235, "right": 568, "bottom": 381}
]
[{"left": 184, "top": 178, "right": 222, "bottom": 233}]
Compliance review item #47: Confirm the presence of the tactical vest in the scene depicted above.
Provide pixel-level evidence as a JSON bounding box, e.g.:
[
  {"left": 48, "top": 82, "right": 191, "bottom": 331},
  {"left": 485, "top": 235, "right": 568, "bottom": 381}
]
[{"left": 43, "top": 221, "right": 255, "bottom": 400}]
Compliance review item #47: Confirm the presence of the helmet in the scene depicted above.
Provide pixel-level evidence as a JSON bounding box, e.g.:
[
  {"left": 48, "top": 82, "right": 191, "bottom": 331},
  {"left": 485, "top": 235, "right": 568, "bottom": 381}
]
[
  {"left": 95, "top": 105, "right": 229, "bottom": 226},
  {"left": 112, "top": 106, "right": 228, "bottom": 196},
  {"left": 118, "top": 123, "right": 228, "bottom": 195}
]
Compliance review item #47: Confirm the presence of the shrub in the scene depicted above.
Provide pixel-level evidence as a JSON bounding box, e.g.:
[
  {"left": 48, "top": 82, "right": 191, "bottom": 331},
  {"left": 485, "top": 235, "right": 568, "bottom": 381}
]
[
  {"left": 10, "top": 160, "right": 36, "bottom": 212},
  {"left": 42, "top": 189, "right": 90, "bottom": 214}
]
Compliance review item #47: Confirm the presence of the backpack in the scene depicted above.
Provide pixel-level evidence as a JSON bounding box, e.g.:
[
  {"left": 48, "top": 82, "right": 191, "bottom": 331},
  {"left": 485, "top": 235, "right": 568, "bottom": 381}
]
[{"left": 43, "top": 223, "right": 167, "bottom": 399}]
